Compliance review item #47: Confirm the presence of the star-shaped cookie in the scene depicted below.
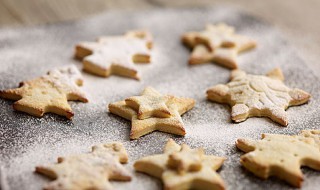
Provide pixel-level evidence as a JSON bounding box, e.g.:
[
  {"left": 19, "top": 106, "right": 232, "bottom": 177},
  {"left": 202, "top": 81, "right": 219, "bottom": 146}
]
[
  {"left": 134, "top": 139, "right": 226, "bottom": 190},
  {"left": 206, "top": 68, "right": 310, "bottom": 126},
  {"left": 0, "top": 65, "right": 88, "bottom": 119},
  {"left": 108, "top": 87, "right": 195, "bottom": 139},
  {"left": 236, "top": 130, "right": 320, "bottom": 187},
  {"left": 125, "top": 87, "right": 171, "bottom": 119},
  {"left": 36, "top": 142, "right": 131, "bottom": 190},
  {"left": 75, "top": 30, "right": 152, "bottom": 80},
  {"left": 182, "top": 23, "right": 256, "bottom": 69}
]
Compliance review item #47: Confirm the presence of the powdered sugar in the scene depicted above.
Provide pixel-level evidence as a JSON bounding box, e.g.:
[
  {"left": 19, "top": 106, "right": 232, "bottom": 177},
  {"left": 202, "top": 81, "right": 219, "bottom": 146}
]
[{"left": 0, "top": 6, "right": 320, "bottom": 190}]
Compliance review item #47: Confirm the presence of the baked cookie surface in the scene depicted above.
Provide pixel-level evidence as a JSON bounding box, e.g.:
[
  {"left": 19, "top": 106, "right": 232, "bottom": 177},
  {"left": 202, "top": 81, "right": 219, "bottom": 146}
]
[
  {"left": 125, "top": 87, "right": 172, "bottom": 119},
  {"left": 206, "top": 68, "right": 310, "bottom": 126},
  {"left": 75, "top": 30, "right": 152, "bottom": 80},
  {"left": 134, "top": 139, "right": 226, "bottom": 190},
  {"left": 236, "top": 130, "right": 320, "bottom": 187},
  {"left": 182, "top": 23, "right": 256, "bottom": 69},
  {"left": 0, "top": 66, "right": 88, "bottom": 119},
  {"left": 36, "top": 142, "right": 131, "bottom": 190},
  {"left": 108, "top": 87, "right": 195, "bottom": 139}
]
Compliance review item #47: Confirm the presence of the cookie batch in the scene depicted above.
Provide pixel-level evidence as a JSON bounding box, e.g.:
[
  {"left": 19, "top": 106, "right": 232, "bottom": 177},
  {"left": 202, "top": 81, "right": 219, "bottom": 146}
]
[{"left": 0, "top": 23, "right": 318, "bottom": 189}]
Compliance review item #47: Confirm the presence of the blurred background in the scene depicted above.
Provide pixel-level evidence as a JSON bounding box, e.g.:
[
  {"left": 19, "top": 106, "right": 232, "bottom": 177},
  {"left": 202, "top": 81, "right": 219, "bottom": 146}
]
[{"left": 0, "top": 0, "right": 319, "bottom": 72}]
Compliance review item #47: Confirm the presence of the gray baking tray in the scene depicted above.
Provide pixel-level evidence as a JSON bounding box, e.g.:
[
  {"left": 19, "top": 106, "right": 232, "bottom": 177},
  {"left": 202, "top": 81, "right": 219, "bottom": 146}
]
[{"left": 0, "top": 6, "right": 320, "bottom": 190}]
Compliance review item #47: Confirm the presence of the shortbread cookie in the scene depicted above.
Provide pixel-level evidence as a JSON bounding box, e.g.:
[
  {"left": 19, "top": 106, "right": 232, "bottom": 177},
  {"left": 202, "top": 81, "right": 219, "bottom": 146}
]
[
  {"left": 182, "top": 23, "right": 256, "bottom": 69},
  {"left": 0, "top": 66, "right": 88, "bottom": 119},
  {"left": 108, "top": 87, "right": 195, "bottom": 139},
  {"left": 36, "top": 142, "right": 131, "bottom": 190},
  {"left": 75, "top": 30, "right": 152, "bottom": 80},
  {"left": 125, "top": 87, "right": 171, "bottom": 119},
  {"left": 206, "top": 68, "right": 310, "bottom": 126},
  {"left": 167, "top": 143, "right": 204, "bottom": 174},
  {"left": 236, "top": 130, "right": 320, "bottom": 187},
  {"left": 299, "top": 130, "right": 320, "bottom": 148},
  {"left": 134, "top": 139, "right": 226, "bottom": 190}
]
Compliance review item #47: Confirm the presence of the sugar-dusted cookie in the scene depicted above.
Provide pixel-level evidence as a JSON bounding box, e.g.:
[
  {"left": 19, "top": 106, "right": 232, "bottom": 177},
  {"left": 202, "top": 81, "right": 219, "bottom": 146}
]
[
  {"left": 182, "top": 23, "right": 256, "bottom": 69},
  {"left": 236, "top": 130, "right": 320, "bottom": 187},
  {"left": 36, "top": 142, "right": 131, "bottom": 190},
  {"left": 108, "top": 87, "right": 195, "bottom": 139},
  {"left": 134, "top": 139, "right": 226, "bottom": 190},
  {"left": 206, "top": 68, "right": 310, "bottom": 126},
  {"left": 0, "top": 66, "right": 88, "bottom": 119},
  {"left": 75, "top": 30, "right": 152, "bottom": 80},
  {"left": 125, "top": 87, "right": 171, "bottom": 119},
  {"left": 167, "top": 143, "right": 204, "bottom": 174}
]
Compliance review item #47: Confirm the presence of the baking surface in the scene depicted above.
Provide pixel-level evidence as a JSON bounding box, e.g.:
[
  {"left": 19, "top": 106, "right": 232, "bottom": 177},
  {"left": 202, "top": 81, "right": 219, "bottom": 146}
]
[{"left": 0, "top": 6, "right": 320, "bottom": 190}]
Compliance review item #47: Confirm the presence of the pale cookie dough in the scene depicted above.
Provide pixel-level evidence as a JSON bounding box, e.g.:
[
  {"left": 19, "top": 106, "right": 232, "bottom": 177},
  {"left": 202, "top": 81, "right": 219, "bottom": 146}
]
[
  {"left": 182, "top": 23, "right": 256, "bottom": 69},
  {"left": 206, "top": 68, "right": 310, "bottom": 126},
  {"left": 0, "top": 65, "right": 88, "bottom": 119},
  {"left": 75, "top": 30, "right": 152, "bottom": 80},
  {"left": 134, "top": 139, "right": 226, "bottom": 190},
  {"left": 236, "top": 130, "right": 320, "bottom": 187},
  {"left": 108, "top": 87, "right": 195, "bottom": 139},
  {"left": 36, "top": 142, "right": 131, "bottom": 190}
]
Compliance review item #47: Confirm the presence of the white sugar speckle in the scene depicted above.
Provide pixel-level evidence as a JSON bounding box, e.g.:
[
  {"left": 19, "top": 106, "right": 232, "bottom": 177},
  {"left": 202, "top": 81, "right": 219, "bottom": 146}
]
[{"left": 0, "top": 6, "right": 320, "bottom": 190}]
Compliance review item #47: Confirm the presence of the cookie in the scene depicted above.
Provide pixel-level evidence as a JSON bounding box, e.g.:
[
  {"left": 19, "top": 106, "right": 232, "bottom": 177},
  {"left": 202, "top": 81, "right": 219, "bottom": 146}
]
[
  {"left": 182, "top": 23, "right": 256, "bottom": 69},
  {"left": 134, "top": 139, "right": 226, "bottom": 190},
  {"left": 0, "top": 66, "right": 88, "bottom": 119},
  {"left": 236, "top": 130, "right": 320, "bottom": 187},
  {"left": 75, "top": 30, "right": 152, "bottom": 80},
  {"left": 206, "top": 68, "right": 310, "bottom": 126},
  {"left": 167, "top": 144, "right": 204, "bottom": 174},
  {"left": 108, "top": 87, "right": 195, "bottom": 139},
  {"left": 299, "top": 130, "right": 320, "bottom": 148},
  {"left": 125, "top": 87, "right": 171, "bottom": 119},
  {"left": 36, "top": 142, "right": 131, "bottom": 190}
]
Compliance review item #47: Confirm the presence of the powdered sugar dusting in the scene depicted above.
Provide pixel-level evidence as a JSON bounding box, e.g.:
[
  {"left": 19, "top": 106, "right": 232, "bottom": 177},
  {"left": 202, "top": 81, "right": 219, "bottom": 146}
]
[
  {"left": 84, "top": 37, "right": 150, "bottom": 70},
  {"left": 0, "top": 6, "right": 320, "bottom": 190}
]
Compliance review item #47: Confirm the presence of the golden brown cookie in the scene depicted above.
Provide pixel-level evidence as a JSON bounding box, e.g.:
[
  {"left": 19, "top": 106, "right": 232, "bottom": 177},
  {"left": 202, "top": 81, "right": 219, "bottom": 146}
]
[
  {"left": 236, "top": 130, "right": 320, "bottom": 187},
  {"left": 182, "top": 23, "right": 256, "bottom": 69},
  {"left": 125, "top": 87, "right": 171, "bottom": 119},
  {"left": 36, "top": 142, "right": 131, "bottom": 190},
  {"left": 75, "top": 30, "right": 152, "bottom": 80},
  {"left": 0, "top": 66, "right": 88, "bottom": 119},
  {"left": 108, "top": 87, "right": 195, "bottom": 139},
  {"left": 206, "top": 68, "right": 310, "bottom": 126},
  {"left": 134, "top": 139, "right": 226, "bottom": 190}
]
